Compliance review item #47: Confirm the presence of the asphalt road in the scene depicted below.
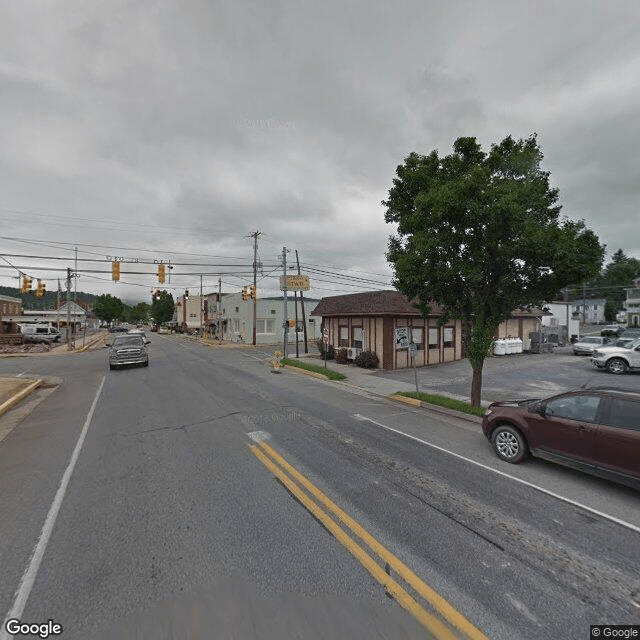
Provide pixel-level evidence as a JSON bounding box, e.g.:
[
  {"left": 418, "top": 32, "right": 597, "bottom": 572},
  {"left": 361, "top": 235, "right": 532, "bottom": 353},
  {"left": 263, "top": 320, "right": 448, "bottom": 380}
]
[{"left": 0, "top": 336, "right": 638, "bottom": 639}]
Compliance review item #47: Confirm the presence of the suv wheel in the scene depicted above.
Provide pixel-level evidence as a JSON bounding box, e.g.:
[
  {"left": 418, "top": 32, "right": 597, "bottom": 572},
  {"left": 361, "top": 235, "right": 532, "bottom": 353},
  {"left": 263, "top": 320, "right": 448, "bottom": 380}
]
[
  {"left": 606, "top": 358, "right": 628, "bottom": 374},
  {"left": 492, "top": 425, "right": 528, "bottom": 463}
]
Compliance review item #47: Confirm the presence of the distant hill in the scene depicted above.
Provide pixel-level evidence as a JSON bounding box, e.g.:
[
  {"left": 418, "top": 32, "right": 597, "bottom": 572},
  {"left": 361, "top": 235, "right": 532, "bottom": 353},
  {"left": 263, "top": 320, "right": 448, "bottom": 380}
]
[{"left": 0, "top": 285, "right": 100, "bottom": 311}]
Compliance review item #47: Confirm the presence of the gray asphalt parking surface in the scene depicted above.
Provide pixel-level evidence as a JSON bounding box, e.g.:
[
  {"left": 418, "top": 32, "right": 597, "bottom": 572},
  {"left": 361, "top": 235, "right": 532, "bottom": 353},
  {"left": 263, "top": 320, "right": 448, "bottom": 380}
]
[{"left": 379, "top": 345, "right": 639, "bottom": 403}]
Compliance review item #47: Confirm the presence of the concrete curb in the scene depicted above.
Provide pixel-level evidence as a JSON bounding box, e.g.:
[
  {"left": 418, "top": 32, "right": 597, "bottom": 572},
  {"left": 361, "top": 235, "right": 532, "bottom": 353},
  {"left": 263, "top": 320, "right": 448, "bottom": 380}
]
[
  {"left": 389, "top": 393, "right": 483, "bottom": 425},
  {"left": 0, "top": 379, "right": 42, "bottom": 417},
  {"left": 282, "top": 364, "right": 333, "bottom": 381}
]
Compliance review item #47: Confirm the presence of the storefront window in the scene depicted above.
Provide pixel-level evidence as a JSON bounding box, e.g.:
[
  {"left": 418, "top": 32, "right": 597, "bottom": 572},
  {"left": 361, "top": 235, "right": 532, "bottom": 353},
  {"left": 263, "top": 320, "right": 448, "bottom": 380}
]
[
  {"left": 339, "top": 325, "right": 349, "bottom": 347},
  {"left": 443, "top": 327, "right": 454, "bottom": 348},
  {"left": 411, "top": 327, "right": 423, "bottom": 350},
  {"left": 352, "top": 326, "right": 363, "bottom": 349},
  {"left": 428, "top": 327, "right": 439, "bottom": 349}
]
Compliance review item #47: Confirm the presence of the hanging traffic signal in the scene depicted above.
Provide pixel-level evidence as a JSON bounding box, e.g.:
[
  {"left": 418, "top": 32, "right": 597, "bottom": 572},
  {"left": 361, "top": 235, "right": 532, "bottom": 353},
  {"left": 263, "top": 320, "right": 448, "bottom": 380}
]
[
  {"left": 112, "top": 260, "right": 121, "bottom": 281},
  {"left": 250, "top": 285, "right": 256, "bottom": 300},
  {"left": 21, "top": 276, "right": 32, "bottom": 294},
  {"left": 241, "top": 287, "right": 249, "bottom": 301},
  {"left": 184, "top": 289, "right": 189, "bottom": 300},
  {"left": 157, "top": 263, "right": 166, "bottom": 284},
  {"left": 35, "top": 280, "right": 46, "bottom": 298}
]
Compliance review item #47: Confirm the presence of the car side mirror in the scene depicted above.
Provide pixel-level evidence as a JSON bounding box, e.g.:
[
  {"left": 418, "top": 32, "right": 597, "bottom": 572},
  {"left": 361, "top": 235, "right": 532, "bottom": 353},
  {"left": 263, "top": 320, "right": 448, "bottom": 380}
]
[{"left": 529, "top": 401, "right": 545, "bottom": 415}]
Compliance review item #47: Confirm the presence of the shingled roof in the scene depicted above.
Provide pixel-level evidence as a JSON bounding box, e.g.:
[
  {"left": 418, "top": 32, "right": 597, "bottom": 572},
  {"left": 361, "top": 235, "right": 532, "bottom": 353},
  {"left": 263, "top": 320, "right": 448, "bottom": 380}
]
[
  {"left": 310, "top": 290, "right": 441, "bottom": 317},
  {"left": 311, "top": 290, "right": 548, "bottom": 319}
]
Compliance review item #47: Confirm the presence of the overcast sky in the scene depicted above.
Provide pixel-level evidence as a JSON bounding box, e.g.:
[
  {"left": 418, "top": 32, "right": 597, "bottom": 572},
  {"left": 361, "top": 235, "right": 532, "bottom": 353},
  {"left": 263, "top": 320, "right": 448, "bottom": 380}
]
[{"left": 1, "top": 0, "right": 639, "bottom": 304}]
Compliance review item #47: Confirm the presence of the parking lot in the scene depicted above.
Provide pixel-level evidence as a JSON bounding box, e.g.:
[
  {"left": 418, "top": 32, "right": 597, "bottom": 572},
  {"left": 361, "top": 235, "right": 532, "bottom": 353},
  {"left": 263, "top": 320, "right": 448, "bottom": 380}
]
[{"left": 379, "top": 345, "right": 639, "bottom": 403}]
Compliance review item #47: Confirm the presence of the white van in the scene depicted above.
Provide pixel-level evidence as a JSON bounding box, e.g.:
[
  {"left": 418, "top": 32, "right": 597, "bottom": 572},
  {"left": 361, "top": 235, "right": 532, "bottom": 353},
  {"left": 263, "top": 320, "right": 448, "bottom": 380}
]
[{"left": 20, "top": 324, "right": 61, "bottom": 343}]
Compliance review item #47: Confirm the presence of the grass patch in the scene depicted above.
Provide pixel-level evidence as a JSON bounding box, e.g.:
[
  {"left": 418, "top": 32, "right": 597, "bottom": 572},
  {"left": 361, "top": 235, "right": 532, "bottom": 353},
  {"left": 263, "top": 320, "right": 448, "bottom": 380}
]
[
  {"left": 281, "top": 358, "right": 346, "bottom": 381},
  {"left": 396, "top": 391, "right": 486, "bottom": 417}
]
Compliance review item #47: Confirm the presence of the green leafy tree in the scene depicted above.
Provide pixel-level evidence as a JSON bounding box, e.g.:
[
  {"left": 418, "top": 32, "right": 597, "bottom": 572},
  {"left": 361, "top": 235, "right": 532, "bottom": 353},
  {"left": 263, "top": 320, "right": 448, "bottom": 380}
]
[
  {"left": 128, "top": 302, "right": 150, "bottom": 324},
  {"left": 150, "top": 290, "right": 174, "bottom": 325},
  {"left": 384, "top": 135, "right": 605, "bottom": 406},
  {"left": 92, "top": 294, "right": 125, "bottom": 325}
]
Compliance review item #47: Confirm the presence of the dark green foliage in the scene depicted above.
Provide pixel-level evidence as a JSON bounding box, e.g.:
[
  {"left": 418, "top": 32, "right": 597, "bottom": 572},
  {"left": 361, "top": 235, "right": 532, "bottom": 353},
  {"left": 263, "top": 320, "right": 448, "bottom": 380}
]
[
  {"left": 150, "top": 291, "right": 175, "bottom": 325},
  {"left": 354, "top": 350, "right": 379, "bottom": 369},
  {"left": 384, "top": 134, "right": 604, "bottom": 405},
  {"left": 335, "top": 348, "right": 348, "bottom": 364},
  {"left": 315, "top": 338, "right": 335, "bottom": 360},
  {"left": 128, "top": 302, "right": 150, "bottom": 324},
  {"left": 93, "top": 294, "right": 125, "bottom": 324}
]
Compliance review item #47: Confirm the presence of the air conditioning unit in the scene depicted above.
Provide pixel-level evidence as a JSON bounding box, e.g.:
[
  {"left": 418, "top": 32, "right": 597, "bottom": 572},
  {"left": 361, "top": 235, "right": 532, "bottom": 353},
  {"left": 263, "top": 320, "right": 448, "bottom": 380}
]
[{"left": 346, "top": 347, "right": 362, "bottom": 360}]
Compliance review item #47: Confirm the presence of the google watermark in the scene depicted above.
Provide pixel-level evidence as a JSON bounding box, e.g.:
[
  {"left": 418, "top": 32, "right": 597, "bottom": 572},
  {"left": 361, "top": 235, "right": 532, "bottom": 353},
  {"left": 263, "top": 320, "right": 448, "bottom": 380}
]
[
  {"left": 4, "top": 619, "right": 63, "bottom": 638},
  {"left": 591, "top": 626, "right": 639, "bottom": 638}
]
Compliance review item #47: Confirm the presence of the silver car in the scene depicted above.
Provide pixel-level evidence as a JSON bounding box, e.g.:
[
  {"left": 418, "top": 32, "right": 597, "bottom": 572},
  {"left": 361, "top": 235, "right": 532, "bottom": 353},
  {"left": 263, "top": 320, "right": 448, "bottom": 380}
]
[
  {"left": 109, "top": 335, "right": 149, "bottom": 370},
  {"left": 573, "top": 336, "right": 611, "bottom": 355}
]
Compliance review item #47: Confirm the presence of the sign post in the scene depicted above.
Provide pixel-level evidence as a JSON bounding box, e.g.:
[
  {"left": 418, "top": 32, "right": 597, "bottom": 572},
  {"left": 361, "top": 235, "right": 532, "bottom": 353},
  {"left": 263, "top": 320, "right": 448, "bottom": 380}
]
[{"left": 322, "top": 327, "right": 329, "bottom": 369}]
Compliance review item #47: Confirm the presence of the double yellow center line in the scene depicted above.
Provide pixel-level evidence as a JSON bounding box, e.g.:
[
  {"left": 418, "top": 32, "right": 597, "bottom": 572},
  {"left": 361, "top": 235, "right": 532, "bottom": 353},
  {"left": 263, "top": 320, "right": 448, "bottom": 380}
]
[{"left": 249, "top": 439, "right": 490, "bottom": 640}]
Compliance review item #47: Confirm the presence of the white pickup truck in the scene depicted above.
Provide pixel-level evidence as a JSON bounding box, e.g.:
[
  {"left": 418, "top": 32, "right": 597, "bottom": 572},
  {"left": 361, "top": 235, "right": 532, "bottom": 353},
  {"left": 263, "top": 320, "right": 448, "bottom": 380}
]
[{"left": 591, "top": 338, "right": 640, "bottom": 374}]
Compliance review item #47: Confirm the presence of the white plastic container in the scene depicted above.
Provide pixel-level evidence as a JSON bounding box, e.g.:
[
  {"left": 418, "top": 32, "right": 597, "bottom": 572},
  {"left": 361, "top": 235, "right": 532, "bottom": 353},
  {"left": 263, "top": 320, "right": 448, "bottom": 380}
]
[{"left": 493, "top": 339, "right": 507, "bottom": 356}]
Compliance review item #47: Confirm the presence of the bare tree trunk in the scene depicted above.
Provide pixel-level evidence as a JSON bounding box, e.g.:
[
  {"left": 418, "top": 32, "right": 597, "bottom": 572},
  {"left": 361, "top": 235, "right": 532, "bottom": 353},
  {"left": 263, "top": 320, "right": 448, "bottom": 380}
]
[{"left": 471, "top": 366, "right": 483, "bottom": 407}]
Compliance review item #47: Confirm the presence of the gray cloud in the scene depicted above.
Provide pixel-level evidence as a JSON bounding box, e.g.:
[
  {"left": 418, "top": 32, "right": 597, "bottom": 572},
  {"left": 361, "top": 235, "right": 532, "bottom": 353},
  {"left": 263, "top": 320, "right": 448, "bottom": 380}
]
[{"left": 1, "top": 0, "right": 639, "bottom": 301}]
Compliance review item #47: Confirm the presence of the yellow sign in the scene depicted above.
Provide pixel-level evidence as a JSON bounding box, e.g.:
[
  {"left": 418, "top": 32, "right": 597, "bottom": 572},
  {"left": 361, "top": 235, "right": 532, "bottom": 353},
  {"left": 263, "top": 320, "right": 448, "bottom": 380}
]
[{"left": 279, "top": 275, "right": 310, "bottom": 291}]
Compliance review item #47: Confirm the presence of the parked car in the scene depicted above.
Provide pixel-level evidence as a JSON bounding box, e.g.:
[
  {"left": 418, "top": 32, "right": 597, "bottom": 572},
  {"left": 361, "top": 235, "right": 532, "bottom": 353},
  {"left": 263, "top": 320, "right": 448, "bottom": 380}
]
[
  {"left": 591, "top": 337, "right": 640, "bottom": 374},
  {"left": 108, "top": 325, "right": 128, "bottom": 333},
  {"left": 20, "top": 324, "right": 61, "bottom": 343},
  {"left": 127, "top": 328, "right": 151, "bottom": 344},
  {"left": 601, "top": 324, "right": 622, "bottom": 337},
  {"left": 108, "top": 335, "right": 149, "bottom": 370},
  {"left": 572, "top": 336, "right": 611, "bottom": 355},
  {"left": 482, "top": 388, "right": 640, "bottom": 488}
]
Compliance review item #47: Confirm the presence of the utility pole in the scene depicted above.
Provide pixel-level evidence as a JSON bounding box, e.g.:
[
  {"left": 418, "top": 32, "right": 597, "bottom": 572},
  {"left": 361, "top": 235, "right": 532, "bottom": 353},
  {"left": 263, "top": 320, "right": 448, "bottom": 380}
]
[
  {"left": 74, "top": 247, "right": 78, "bottom": 304},
  {"left": 250, "top": 231, "right": 261, "bottom": 345},
  {"left": 200, "top": 274, "right": 203, "bottom": 336},
  {"left": 66, "top": 268, "right": 72, "bottom": 351},
  {"left": 217, "top": 277, "right": 222, "bottom": 343},
  {"left": 282, "top": 247, "right": 289, "bottom": 358},
  {"left": 296, "top": 250, "right": 308, "bottom": 353}
]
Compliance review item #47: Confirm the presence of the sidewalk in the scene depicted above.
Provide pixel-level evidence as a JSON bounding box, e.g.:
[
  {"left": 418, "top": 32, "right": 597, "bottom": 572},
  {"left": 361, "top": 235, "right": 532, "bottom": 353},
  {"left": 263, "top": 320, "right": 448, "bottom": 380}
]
[{"left": 0, "top": 376, "right": 42, "bottom": 418}]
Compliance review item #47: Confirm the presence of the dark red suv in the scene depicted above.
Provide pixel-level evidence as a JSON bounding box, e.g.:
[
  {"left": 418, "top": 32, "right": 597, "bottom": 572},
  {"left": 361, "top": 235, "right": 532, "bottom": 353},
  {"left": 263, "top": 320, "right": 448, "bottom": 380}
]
[{"left": 482, "top": 389, "right": 640, "bottom": 488}]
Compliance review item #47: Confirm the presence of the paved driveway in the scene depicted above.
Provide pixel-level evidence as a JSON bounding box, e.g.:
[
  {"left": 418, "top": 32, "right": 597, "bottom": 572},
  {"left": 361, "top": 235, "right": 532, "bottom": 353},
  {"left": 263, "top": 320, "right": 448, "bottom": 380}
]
[{"left": 378, "top": 346, "right": 639, "bottom": 403}]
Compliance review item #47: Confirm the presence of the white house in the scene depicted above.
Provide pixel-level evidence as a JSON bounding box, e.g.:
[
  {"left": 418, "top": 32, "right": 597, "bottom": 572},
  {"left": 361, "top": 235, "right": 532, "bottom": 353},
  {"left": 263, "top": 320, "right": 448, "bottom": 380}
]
[{"left": 571, "top": 298, "right": 607, "bottom": 325}]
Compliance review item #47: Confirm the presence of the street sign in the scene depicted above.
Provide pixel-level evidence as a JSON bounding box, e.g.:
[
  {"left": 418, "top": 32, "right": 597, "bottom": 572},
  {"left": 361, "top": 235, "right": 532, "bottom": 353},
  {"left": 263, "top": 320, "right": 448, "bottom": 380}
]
[
  {"left": 395, "top": 327, "right": 409, "bottom": 349},
  {"left": 408, "top": 342, "right": 417, "bottom": 358},
  {"left": 279, "top": 275, "right": 310, "bottom": 291},
  {"left": 322, "top": 327, "right": 329, "bottom": 344}
]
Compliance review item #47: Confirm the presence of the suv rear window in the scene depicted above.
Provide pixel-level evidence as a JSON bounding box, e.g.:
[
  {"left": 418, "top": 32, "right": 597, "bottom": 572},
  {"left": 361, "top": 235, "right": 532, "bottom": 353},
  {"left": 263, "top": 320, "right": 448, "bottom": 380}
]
[{"left": 603, "top": 399, "right": 640, "bottom": 430}]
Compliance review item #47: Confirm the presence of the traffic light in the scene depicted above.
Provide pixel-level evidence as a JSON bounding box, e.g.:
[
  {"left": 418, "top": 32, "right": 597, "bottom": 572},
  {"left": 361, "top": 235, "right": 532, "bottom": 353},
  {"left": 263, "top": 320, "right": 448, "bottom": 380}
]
[
  {"left": 157, "top": 263, "right": 165, "bottom": 284},
  {"left": 184, "top": 289, "right": 189, "bottom": 300},
  {"left": 241, "top": 287, "right": 249, "bottom": 301},
  {"left": 111, "top": 260, "right": 121, "bottom": 281},
  {"left": 21, "top": 276, "right": 32, "bottom": 294},
  {"left": 154, "top": 289, "right": 161, "bottom": 300},
  {"left": 35, "top": 280, "right": 46, "bottom": 298},
  {"left": 250, "top": 285, "right": 256, "bottom": 300}
]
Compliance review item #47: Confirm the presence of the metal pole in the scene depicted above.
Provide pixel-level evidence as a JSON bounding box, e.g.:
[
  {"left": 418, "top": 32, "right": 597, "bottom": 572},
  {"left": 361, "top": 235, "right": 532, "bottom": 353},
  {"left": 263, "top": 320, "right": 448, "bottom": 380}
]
[
  {"left": 218, "top": 277, "right": 222, "bottom": 343},
  {"left": 252, "top": 231, "right": 260, "bottom": 346},
  {"left": 200, "top": 274, "right": 203, "bottom": 336},
  {"left": 294, "top": 290, "right": 299, "bottom": 358},
  {"left": 66, "top": 268, "right": 72, "bottom": 351},
  {"left": 295, "top": 250, "right": 308, "bottom": 353},
  {"left": 282, "top": 247, "right": 289, "bottom": 358}
]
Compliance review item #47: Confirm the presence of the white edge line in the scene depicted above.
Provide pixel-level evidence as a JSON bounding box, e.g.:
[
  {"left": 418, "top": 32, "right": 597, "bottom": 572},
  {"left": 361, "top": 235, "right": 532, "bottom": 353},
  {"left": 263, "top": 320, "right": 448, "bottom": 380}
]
[
  {"left": 1, "top": 376, "right": 106, "bottom": 637},
  {"left": 353, "top": 413, "right": 640, "bottom": 536}
]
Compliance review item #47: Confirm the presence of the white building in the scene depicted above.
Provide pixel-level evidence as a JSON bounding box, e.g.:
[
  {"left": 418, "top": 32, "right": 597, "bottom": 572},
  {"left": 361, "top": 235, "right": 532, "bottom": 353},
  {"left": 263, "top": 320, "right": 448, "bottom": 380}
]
[
  {"left": 571, "top": 298, "right": 607, "bottom": 325},
  {"left": 541, "top": 301, "right": 581, "bottom": 342},
  {"left": 220, "top": 292, "right": 321, "bottom": 346},
  {"left": 624, "top": 277, "right": 640, "bottom": 327}
]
